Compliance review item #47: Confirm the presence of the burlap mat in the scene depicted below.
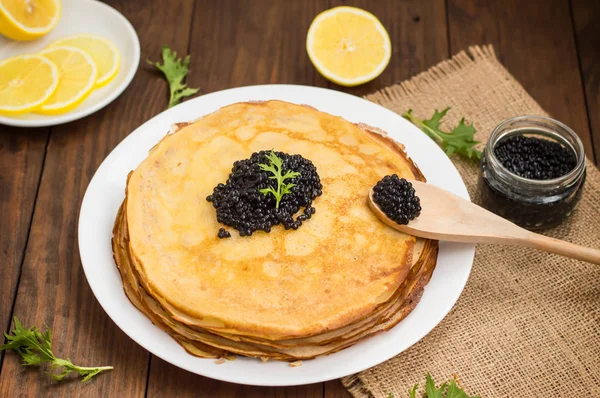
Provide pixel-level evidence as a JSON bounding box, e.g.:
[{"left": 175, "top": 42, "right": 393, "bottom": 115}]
[{"left": 342, "top": 45, "right": 600, "bottom": 397}]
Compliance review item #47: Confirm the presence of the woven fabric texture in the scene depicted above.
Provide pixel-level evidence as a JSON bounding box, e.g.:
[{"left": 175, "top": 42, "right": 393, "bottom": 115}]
[{"left": 342, "top": 45, "right": 600, "bottom": 398}]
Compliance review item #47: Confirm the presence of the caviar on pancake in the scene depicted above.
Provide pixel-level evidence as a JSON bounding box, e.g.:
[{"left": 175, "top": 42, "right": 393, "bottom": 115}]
[
  {"left": 217, "top": 228, "right": 231, "bottom": 239},
  {"left": 372, "top": 174, "right": 421, "bottom": 225},
  {"left": 207, "top": 150, "right": 323, "bottom": 238}
]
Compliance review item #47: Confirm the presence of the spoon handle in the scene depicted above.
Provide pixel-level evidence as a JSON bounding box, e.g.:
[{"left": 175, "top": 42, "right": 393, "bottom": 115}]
[{"left": 518, "top": 233, "right": 600, "bottom": 265}]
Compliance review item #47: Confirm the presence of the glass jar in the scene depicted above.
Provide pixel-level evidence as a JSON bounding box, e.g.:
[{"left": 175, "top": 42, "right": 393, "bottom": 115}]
[{"left": 478, "top": 116, "right": 586, "bottom": 231}]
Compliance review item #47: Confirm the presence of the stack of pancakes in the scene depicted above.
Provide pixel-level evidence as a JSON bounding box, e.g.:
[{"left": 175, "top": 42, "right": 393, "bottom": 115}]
[{"left": 112, "top": 101, "right": 438, "bottom": 361}]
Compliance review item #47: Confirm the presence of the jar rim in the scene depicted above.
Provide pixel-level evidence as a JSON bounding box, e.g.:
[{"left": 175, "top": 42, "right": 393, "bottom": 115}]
[{"left": 487, "top": 115, "right": 586, "bottom": 186}]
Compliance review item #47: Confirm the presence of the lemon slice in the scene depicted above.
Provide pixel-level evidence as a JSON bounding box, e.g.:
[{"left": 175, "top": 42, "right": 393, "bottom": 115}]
[
  {"left": 0, "top": 54, "right": 58, "bottom": 115},
  {"left": 48, "top": 34, "right": 119, "bottom": 87},
  {"left": 306, "top": 6, "right": 391, "bottom": 87},
  {"left": 37, "top": 46, "right": 97, "bottom": 115},
  {"left": 0, "top": 0, "right": 61, "bottom": 41}
]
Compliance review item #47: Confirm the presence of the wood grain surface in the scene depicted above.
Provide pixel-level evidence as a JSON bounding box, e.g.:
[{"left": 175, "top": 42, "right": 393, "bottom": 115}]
[
  {"left": 0, "top": 128, "right": 48, "bottom": 355},
  {"left": 447, "top": 0, "right": 595, "bottom": 163},
  {"left": 0, "top": 0, "right": 597, "bottom": 397},
  {"left": 572, "top": 0, "right": 600, "bottom": 161}
]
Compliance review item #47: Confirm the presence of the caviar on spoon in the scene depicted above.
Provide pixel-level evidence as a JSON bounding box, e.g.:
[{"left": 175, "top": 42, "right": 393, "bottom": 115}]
[
  {"left": 371, "top": 174, "right": 421, "bottom": 225},
  {"left": 368, "top": 179, "right": 600, "bottom": 265}
]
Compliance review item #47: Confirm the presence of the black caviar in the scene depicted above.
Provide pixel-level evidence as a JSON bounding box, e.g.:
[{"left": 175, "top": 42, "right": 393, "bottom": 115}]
[
  {"left": 372, "top": 174, "right": 421, "bottom": 225},
  {"left": 479, "top": 116, "right": 586, "bottom": 231},
  {"left": 493, "top": 135, "right": 576, "bottom": 180},
  {"left": 207, "top": 150, "right": 322, "bottom": 237},
  {"left": 217, "top": 228, "right": 231, "bottom": 239}
]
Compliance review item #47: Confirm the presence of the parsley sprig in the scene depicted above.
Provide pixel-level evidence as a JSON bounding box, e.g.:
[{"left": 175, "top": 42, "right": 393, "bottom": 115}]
[
  {"left": 147, "top": 46, "right": 200, "bottom": 108},
  {"left": 403, "top": 108, "right": 481, "bottom": 161},
  {"left": 258, "top": 151, "right": 301, "bottom": 209},
  {"left": 0, "top": 317, "right": 113, "bottom": 382}
]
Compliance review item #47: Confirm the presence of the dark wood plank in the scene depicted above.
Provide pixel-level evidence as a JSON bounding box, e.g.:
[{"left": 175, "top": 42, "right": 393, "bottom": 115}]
[
  {"left": 180, "top": 0, "right": 328, "bottom": 94},
  {"left": 447, "top": 0, "right": 596, "bottom": 163},
  {"left": 328, "top": 0, "right": 448, "bottom": 97},
  {"left": 324, "top": 380, "right": 352, "bottom": 398},
  {"left": 146, "top": 0, "right": 447, "bottom": 396},
  {"left": 572, "top": 0, "right": 600, "bottom": 163},
  {"left": 148, "top": 357, "right": 323, "bottom": 398},
  {"left": 0, "top": 128, "right": 48, "bottom": 358},
  {"left": 0, "top": 0, "right": 195, "bottom": 396}
]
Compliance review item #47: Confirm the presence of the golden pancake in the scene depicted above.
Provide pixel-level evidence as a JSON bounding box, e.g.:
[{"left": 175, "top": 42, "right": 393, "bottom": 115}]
[
  {"left": 113, "top": 100, "right": 439, "bottom": 360},
  {"left": 113, "top": 199, "right": 437, "bottom": 359}
]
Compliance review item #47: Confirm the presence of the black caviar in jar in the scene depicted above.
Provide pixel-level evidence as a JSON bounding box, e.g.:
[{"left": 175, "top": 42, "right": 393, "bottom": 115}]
[
  {"left": 493, "top": 135, "right": 576, "bottom": 180},
  {"left": 372, "top": 174, "right": 421, "bottom": 224},
  {"left": 478, "top": 116, "right": 586, "bottom": 231},
  {"left": 206, "top": 150, "right": 322, "bottom": 237}
]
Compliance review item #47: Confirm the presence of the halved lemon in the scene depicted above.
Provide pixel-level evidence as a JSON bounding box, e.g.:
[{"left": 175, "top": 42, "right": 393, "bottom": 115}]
[
  {"left": 0, "top": 54, "right": 58, "bottom": 115},
  {"left": 37, "top": 46, "right": 97, "bottom": 115},
  {"left": 0, "top": 0, "right": 61, "bottom": 41},
  {"left": 306, "top": 6, "right": 391, "bottom": 87},
  {"left": 48, "top": 34, "right": 119, "bottom": 88}
]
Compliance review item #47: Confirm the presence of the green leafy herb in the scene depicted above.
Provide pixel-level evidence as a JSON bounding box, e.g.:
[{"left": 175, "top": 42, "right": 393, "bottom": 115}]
[
  {"left": 409, "top": 384, "right": 418, "bottom": 398},
  {"left": 446, "top": 379, "right": 478, "bottom": 398},
  {"left": 403, "top": 108, "right": 481, "bottom": 161},
  {"left": 403, "top": 373, "right": 479, "bottom": 398},
  {"left": 425, "top": 373, "right": 447, "bottom": 398},
  {"left": 0, "top": 317, "right": 113, "bottom": 382},
  {"left": 147, "top": 45, "right": 200, "bottom": 108},
  {"left": 258, "top": 151, "right": 301, "bottom": 209}
]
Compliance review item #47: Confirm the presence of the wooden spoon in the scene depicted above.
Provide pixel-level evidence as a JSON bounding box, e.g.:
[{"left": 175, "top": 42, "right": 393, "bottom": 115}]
[{"left": 368, "top": 180, "right": 600, "bottom": 265}]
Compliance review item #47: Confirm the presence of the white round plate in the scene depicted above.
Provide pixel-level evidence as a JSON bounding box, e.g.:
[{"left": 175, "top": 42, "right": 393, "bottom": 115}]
[
  {"left": 0, "top": 0, "right": 140, "bottom": 127},
  {"left": 79, "top": 85, "right": 475, "bottom": 386}
]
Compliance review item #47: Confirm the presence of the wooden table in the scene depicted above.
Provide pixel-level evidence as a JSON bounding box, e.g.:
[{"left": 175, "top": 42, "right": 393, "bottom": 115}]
[{"left": 1, "top": 0, "right": 598, "bottom": 396}]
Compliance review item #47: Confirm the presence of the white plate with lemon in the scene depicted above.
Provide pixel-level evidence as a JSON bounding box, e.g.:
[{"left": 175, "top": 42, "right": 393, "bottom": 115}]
[{"left": 0, "top": 0, "right": 139, "bottom": 127}]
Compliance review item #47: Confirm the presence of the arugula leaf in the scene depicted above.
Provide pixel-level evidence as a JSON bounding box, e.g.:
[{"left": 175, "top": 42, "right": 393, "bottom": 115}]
[
  {"left": 445, "top": 379, "right": 480, "bottom": 398},
  {"left": 402, "top": 108, "right": 481, "bottom": 161},
  {"left": 425, "top": 373, "right": 447, "bottom": 398},
  {"left": 258, "top": 151, "right": 301, "bottom": 209},
  {"left": 0, "top": 317, "right": 112, "bottom": 382},
  {"left": 407, "top": 374, "right": 480, "bottom": 398},
  {"left": 147, "top": 46, "right": 200, "bottom": 108},
  {"left": 409, "top": 385, "right": 417, "bottom": 398}
]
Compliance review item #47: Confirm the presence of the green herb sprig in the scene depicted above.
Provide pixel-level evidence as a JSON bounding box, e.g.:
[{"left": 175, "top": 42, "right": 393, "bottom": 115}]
[
  {"left": 147, "top": 45, "right": 200, "bottom": 108},
  {"left": 0, "top": 317, "right": 113, "bottom": 382},
  {"left": 258, "top": 151, "right": 301, "bottom": 209},
  {"left": 403, "top": 108, "right": 481, "bottom": 161},
  {"left": 387, "top": 373, "right": 479, "bottom": 398}
]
